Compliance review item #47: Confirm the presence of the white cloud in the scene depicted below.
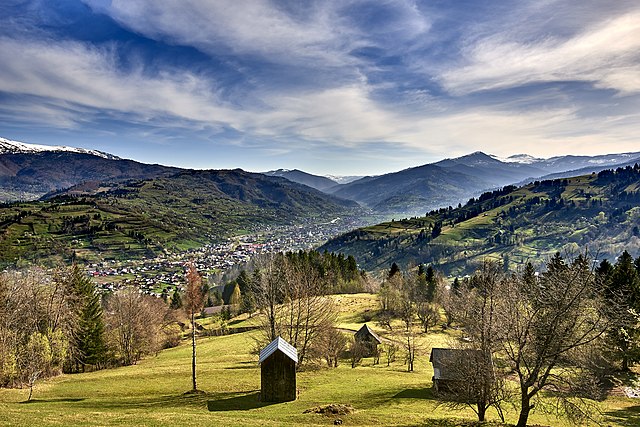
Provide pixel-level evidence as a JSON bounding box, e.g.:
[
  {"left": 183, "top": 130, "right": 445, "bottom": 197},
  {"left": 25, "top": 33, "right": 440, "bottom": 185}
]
[
  {"left": 1, "top": 34, "right": 639, "bottom": 168},
  {"left": 82, "top": 0, "right": 355, "bottom": 67},
  {"left": 0, "top": 37, "right": 242, "bottom": 127},
  {"left": 440, "top": 11, "right": 640, "bottom": 95}
]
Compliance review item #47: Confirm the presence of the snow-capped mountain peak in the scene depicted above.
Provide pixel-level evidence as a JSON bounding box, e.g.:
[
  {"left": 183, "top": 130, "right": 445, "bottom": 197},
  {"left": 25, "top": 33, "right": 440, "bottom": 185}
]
[{"left": 0, "top": 137, "right": 120, "bottom": 160}]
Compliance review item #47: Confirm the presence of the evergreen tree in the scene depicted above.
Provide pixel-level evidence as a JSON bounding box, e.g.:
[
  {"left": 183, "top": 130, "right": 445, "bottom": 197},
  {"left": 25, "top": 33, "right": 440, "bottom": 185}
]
[
  {"left": 425, "top": 265, "right": 436, "bottom": 303},
  {"left": 522, "top": 262, "right": 536, "bottom": 288},
  {"left": 388, "top": 262, "right": 400, "bottom": 279},
  {"left": 69, "top": 264, "right": 106, "bottom": 371},
  {"left": 170, "top": 289, "right": 183, "bottom": 309},
  {"left": 201, "top": 281, "right": 212, "bottom": 307},
  {"left": 452, "top": 277, "right": 461, "bottom": 296},
  {"left": 608, "top": 251, "right": 640, "bottom": 370}
]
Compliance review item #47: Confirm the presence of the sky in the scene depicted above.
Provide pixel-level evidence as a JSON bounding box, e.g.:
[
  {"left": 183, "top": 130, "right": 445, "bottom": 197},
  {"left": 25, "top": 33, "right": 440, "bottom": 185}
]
[{"left": 0, "top": 0, "right": 639, "bottom": 175}]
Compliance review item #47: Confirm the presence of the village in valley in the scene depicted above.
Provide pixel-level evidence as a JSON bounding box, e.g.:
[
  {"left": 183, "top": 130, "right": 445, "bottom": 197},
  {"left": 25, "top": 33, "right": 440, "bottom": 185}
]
[{"left": 88, "top": 215, "right": 369, "bottom": 296}]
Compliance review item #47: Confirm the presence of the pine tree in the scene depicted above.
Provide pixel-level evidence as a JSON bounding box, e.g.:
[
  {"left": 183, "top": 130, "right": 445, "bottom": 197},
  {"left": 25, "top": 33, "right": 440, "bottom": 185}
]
[
  {"left": 70, "top": 264, "right": 106, "bottom": 371},
  {"left": 608, "top": 251, "right": 640, "bottom": 370},
  {"left": 425, "top": 266, "right": 436, "bottom": 303},
  {"left": 170, "top": 289, "right": 183, "bottom": 309},
  {"left": 388, "top": 262, "right": 400, "bottom": 279}
]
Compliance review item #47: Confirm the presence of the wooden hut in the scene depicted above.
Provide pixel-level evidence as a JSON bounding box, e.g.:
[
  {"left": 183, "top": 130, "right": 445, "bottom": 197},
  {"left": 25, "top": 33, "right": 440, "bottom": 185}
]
[
  {"left": 429, "top": 347, "right": 487, "bottom": 394},
  {"left": 354, "top": 324, "right": 382, "bottom": 357},
  {"left": 259, "top": 337, "right": 298, "bottom": 402}
]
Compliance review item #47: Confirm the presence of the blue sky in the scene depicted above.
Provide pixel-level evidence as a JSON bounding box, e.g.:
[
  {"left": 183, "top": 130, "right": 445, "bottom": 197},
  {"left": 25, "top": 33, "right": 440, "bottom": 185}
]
[{"left": 0, "top": 0, "right": 639, "bottom": 175}]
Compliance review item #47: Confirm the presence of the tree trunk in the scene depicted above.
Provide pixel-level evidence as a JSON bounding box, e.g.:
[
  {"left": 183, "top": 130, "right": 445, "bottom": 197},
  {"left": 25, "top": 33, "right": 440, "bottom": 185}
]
[
  {"left": 477, "top": 404, "right": 486, "bottom": 422},
  {"left": 191, "top": 313, "right": 197, "bottom": 391},
  {"left": 516, "top": 394, "right": 532, "bottom": 427}
]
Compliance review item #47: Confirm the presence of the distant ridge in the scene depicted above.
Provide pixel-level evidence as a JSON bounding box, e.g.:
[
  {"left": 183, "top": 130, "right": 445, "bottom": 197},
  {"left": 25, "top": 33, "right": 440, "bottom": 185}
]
[{"left": 262, "top": 169, "right": 339, "bottom": 192}]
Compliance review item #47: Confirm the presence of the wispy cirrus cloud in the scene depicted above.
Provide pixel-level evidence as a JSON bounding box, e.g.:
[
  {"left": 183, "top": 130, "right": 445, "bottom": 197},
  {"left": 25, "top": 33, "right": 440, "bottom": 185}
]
[
  {"left": 0, "top": 0, "right": 639, "bottom": 174},
  {"left": 440, "top": 9, "right": 640, "bottom": 95}
]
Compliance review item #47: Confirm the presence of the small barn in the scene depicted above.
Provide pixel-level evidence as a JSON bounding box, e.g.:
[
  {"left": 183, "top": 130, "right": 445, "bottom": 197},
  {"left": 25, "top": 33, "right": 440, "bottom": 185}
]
[
  {"left": 259, "top": 336, "right": 298, "bottom": 402},
  {"left": 429, "top": 347, "right": 488, "bottom": 394},
  {"left": 354, "top": 324, "right": 382, "bottom": 357}
]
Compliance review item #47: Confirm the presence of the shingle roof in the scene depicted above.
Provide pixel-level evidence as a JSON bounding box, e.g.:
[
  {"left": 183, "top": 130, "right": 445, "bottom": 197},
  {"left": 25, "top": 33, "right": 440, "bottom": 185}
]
[
  {"left": 355, "top": 323, "right": 382, "bottom": 344},
  {"left": 259, "top": 336, "right": 298, "bottom": 364}
]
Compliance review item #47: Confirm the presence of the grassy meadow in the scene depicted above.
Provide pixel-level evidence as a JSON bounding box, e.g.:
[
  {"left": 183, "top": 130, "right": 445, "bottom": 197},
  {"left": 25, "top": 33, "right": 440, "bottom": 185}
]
[{"left": 1, "top": 294, "right": 639, "bottom": 426}]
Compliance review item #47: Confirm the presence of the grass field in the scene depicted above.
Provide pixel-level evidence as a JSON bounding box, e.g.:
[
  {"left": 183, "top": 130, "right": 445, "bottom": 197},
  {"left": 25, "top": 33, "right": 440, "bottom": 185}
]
[{"left": 1, "top": 294, "right": 639, "bottom": 426}]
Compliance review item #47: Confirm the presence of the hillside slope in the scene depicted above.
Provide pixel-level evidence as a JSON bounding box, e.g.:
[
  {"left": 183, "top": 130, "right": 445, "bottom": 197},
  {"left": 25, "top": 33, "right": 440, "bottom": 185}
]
[
  {"left": 0, "top": 169, "right": 360, "bottom": 266},
  {"left": 321, "top": 165, "right": 640, "bottom": 275},
  {"left": 0, "top": 151, "right": 180, "bottom": 201}
]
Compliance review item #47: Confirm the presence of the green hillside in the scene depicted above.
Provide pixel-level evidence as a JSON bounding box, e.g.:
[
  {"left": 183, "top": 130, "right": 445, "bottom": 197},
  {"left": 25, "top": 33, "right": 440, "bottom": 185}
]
[
  {"left": 1, "top": 293, "right": 637, "bottom": 427},
  {"left": 0, "top": 169, "right": 359, "bottom": 266},
  {"left": 321, "top": 165, "right": 640, "bottom": 275}
]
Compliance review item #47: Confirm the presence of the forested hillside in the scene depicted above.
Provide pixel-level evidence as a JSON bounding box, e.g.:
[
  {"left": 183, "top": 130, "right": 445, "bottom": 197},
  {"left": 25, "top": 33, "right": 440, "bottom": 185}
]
[{"left": 322, "top": 165, "right": 640, "bottom": 275}]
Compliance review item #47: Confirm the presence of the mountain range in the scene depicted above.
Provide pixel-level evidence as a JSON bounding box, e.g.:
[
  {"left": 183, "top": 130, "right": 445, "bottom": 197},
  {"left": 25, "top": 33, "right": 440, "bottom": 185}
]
[
  {"left": 324, "top": 150, "right": 640, "bottom": 214},
  {"left": 1, "top": 136, "right": 638, "bottom": 217}
]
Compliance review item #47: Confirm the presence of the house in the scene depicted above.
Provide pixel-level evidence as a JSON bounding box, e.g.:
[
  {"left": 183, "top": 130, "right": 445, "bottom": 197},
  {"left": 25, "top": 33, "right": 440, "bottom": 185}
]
[
  {"left": 429, "top": 347, "right": 490, "bottom": 394},
  {"left": 354, "top": 324, "right": 382, "bottom": 357},
  {"left": 259, "top": 336, "right": 298, "bottom": 402}
]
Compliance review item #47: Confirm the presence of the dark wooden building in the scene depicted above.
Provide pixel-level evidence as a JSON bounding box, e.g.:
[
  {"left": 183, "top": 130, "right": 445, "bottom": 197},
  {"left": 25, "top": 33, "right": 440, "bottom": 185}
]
[
  {"left": 429, "top": 347, "right": 488, "bottom": 394},
  {"left": 259, "top": 336, "right": 298, "bottom": 402},
  {"left": 354, "top": 324, "right": 382, "bottom": 357}
]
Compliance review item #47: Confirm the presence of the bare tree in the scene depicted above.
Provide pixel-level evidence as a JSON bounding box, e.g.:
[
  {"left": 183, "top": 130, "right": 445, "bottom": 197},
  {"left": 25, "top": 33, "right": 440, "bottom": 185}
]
[
  {"left": 385, "top": 343, "right": 398, "bottom": 366},
  {"left": 416, "top": 302, "right": 440, "bottom": 333},
  {"left": 0, "top": 269, "right": 74, "bottom": 390},
  {"left": 252, "top": 254, "right": 337, "bottom": 368},
  {"left": 252, "top": 254, "right": 286, "bottom": 342},
  {"left": 439, "top": 262, "right": 509, "bottom": 422},
  {"left": 317, "top": 327, "right": 348, "bottom": 368},
  {"left": 498, "top": 255, "right": 610, "bottom": 427},
  {"left": 281, "top": 261, "right": 336, "bottom": 367},
  {"left": 397, "top": 273, "right": 419, "bottom": 372},
  {"left": 349, "top": 337, "right": 367, "bottom": 368},
  {"left": 184, "top": 263, "right": 204, "bottom": 392},
  {"left": 104, "top": 287, "right": 170, "bottom": 366}
]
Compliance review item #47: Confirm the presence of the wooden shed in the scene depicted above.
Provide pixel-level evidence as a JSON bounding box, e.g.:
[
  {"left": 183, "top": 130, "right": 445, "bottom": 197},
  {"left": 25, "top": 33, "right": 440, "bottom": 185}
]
[
  {"left": 429, "top": 347, "right": 488, "bottom": 394},
  {"left": 259, "top": 337, "right": 298, "bottom": 402},
  {"left": 354, "top": 324, "right": 382, "bottom": 357}
]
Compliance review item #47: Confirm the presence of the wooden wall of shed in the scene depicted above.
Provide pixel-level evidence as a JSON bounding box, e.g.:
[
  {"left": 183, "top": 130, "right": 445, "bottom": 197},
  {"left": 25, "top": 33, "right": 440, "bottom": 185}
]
[{"left": 260, "top": 351, "right": 297, "bottom": 402}]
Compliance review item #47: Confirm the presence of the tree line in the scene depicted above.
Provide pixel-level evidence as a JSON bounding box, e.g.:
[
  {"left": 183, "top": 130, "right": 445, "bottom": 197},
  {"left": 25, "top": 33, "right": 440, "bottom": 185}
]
[{"left": 0, "top": 264, "right": 180, "bottom": 398}]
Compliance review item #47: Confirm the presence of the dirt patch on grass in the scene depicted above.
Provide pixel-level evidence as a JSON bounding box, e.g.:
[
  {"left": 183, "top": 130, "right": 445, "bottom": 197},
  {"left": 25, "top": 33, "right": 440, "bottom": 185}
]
[{"left": 304, "top": 403, "right": 355, "bottom": 415}]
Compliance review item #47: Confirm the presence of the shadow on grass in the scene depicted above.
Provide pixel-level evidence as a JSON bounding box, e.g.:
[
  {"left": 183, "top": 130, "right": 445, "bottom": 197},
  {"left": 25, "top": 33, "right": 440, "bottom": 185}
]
[
  {"left": 225, "top": 360, "right": 257, "bottom": 370},
  {"left": 392, "top": 387, "right": 435, "bottom": 400},
  {"left": 604, "top": 404, "right": 640, "bottom": 427},
  {"left": 19, "top": 398, "right": 85, "bottom": 404},
  {"left": 207, "top": 391, "right": 277, "bottom": 411}
]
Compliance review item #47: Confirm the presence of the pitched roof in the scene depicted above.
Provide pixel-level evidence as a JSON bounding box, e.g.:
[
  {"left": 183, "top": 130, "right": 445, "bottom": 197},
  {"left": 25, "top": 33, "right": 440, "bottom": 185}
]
[
  {"left": 259, "top": 336, "right": 298, "bottom": 364},
  {"left": 355, "top": 323, "right": 382, "bottom": 344}
]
